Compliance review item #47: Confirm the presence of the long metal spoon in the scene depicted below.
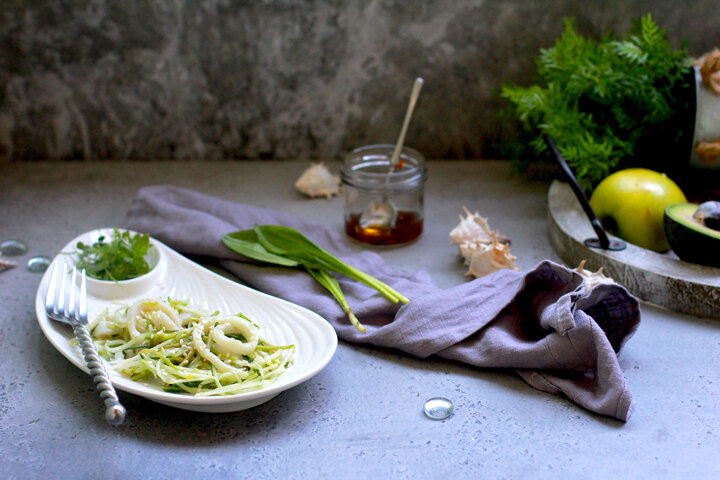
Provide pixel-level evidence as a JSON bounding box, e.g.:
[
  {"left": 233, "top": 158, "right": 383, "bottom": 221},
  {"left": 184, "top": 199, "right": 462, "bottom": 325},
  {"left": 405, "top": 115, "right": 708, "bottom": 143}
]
[{"left": 359, "top": 77, "right": 424, "bottom": 229}]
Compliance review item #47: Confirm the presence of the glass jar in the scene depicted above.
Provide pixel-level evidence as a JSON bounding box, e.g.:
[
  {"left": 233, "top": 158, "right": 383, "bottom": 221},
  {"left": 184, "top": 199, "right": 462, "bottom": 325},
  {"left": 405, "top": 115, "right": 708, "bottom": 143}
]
[{"left": 340, "top": 144, "right": 427, "bottom": 246}]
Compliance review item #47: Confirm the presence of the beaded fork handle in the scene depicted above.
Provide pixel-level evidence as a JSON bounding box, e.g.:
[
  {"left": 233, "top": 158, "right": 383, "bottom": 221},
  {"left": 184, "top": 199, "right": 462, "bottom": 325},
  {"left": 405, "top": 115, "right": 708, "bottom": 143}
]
[
  {"left": 47, "top": 263, "right": 127, "bottom": 425},
  {"left": 70, "top": 269, "right": 126, "bottom": 425},
  {"left": 72, "top": 322, "right": 126, "bottom": 425}
]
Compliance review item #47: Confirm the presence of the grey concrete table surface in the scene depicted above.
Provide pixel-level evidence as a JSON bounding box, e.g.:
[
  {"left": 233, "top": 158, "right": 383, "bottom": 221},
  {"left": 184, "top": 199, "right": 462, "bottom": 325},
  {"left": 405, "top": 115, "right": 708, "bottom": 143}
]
[{"left": 1, "top": 160, "right": 718, "bottom": 479}]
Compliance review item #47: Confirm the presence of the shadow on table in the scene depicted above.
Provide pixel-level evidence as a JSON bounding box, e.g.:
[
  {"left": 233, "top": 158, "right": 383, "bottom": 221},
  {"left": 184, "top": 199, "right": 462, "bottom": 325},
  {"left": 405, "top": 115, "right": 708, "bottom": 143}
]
[
  {"left": 35, "top": 303, "right": 714, "bottom": 441},
  {"left": 32, "top": 327, "right": 325, "bottom": 446},
  {"left": 338, "top": 340, "right": 629, "bottom": 428}
]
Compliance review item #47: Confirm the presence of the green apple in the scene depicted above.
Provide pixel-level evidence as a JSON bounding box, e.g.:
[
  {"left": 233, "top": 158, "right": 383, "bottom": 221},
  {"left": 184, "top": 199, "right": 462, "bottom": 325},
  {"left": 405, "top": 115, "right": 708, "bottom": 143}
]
[{"left": 589, "top": 168, "right": 687, "bottom": 252}]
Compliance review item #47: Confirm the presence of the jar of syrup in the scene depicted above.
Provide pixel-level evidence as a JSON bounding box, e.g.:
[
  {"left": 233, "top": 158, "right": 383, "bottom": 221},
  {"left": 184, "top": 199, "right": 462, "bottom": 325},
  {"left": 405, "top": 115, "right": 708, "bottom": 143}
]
[{"left": 341, "top": 144, "right": 427, "bottom": 246}]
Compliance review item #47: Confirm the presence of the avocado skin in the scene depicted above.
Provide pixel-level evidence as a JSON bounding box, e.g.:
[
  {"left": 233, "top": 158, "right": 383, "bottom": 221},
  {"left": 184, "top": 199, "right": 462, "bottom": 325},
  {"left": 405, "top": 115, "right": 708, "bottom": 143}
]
[{"left": 664, "top": 203, "right": 720, "bottom": 268}]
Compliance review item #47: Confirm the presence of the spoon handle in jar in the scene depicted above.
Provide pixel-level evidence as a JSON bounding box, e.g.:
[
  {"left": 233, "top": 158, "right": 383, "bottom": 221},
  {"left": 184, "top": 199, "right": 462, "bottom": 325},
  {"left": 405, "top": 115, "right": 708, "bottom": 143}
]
[{"left": 389, "top": 77, "right": 424, "bottom": 172}]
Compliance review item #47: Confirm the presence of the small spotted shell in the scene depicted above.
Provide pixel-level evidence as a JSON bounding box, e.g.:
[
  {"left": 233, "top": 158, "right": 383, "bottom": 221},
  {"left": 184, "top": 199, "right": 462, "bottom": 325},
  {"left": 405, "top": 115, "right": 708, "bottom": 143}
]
[{"left": 295, "top": 163, "right": 341, "bottom": 199}]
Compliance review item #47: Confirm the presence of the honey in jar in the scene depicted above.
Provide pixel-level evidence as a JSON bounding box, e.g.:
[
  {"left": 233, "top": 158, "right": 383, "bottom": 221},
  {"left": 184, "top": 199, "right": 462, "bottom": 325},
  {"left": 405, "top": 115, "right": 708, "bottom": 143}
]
[{"left": 340, "top": 145, "right": 427, "bottom": 246}]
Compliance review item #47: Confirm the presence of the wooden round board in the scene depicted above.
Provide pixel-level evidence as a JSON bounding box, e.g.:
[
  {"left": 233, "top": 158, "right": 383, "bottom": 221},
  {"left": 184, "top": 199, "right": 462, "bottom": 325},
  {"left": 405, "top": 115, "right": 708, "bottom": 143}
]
[{"left": 548, "top": 180, "right": 720, "bottom": 319}]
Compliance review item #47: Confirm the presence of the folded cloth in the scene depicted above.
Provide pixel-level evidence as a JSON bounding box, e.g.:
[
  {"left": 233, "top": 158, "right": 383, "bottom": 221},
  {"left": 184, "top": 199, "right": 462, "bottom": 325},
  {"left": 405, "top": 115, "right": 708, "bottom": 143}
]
[{"left": 124, "top": 185, "right": 641, "bottom": 421}]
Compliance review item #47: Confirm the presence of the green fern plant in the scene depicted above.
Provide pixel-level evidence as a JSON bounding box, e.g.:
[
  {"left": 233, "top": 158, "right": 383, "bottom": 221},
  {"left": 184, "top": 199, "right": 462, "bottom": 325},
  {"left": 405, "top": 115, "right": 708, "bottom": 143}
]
[{"left": 501, "top": 14, "right": 692, "bottom": 189}]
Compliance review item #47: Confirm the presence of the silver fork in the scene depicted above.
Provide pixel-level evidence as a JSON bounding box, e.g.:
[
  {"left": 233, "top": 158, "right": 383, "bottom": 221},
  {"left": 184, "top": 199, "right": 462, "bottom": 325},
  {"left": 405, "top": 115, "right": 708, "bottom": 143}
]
[{"left": 45, "top": 263, "right": 126, "bottom": 425}]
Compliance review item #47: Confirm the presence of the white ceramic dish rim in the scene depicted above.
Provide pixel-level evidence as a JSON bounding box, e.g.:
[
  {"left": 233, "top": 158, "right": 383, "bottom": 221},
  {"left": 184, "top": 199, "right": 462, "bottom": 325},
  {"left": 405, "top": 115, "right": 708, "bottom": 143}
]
[{"left": 35, "top": 228, "right": 338, "bottom": 410}]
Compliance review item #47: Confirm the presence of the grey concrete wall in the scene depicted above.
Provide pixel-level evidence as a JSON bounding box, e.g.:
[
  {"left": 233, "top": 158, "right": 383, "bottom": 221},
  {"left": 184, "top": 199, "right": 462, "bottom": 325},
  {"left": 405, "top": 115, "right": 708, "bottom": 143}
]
[{"left": 1, "top": 0, "right": 719, "bottom": 161}]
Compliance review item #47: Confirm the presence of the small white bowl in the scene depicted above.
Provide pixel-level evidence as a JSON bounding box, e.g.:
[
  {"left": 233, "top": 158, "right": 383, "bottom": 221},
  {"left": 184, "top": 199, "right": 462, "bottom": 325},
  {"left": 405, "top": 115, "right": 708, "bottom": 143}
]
[{"left": 70, "top": 228, "right": 166, "bottom": 299}]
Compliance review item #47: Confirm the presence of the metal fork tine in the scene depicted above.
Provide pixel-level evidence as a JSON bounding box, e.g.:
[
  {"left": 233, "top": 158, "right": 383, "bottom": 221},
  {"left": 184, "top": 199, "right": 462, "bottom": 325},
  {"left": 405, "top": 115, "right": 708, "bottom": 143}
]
[
  {"left": 57, "top": 263, "right": 67, "bottom": 317},
  {"left": 79, "top": 269, "right": 87, "bottom": 323},
  {"left": 45, "top": 262, "right": 59, "bottom": 315},
  {"left": 68, "top": 267, "right": 77, "bottom": 320}
]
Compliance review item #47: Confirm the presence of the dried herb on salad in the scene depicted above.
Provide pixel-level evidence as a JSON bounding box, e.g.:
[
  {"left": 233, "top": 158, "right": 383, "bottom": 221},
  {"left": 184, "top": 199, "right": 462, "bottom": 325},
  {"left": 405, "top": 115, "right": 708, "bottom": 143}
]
[
  {"left": 222, "top": 225, "right": 410, "bottom": 333},
  {"left": 501, "top": 14, "right": 692, "bottom": 189},
  {"left": 75, "top": 229, "right": 152, "bottom": 281}
]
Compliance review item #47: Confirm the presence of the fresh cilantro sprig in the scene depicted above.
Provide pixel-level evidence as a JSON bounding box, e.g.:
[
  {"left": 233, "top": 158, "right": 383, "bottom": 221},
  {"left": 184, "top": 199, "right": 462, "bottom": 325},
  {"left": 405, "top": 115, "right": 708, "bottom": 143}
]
[{"left": 75, "top": 229, "right": 152, "bottom": 281}]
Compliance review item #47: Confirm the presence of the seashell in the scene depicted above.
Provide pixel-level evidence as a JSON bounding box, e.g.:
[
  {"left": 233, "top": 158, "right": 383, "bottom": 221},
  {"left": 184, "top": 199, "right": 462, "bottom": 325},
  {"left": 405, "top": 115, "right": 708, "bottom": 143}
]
[
  {"left": 573, "top": 260, "right": 615, "bottom": 291},
  {"left": 449, "top": 207, "right": 494, "bottom": 246},
  {"left": 450, "top": 207, "right": 518, "bottom": 278},
  {"left": 0, "top": 254, "right": 15, "bottom": 272},
  {"left": 295, "top": 163, "right": 340, "bottom": 199},
  {"left": 458, "top": 240, "right": 483, "bottom": 265},
  {"left": 465, "top": 233, "right": 519, "bottom": 278}
]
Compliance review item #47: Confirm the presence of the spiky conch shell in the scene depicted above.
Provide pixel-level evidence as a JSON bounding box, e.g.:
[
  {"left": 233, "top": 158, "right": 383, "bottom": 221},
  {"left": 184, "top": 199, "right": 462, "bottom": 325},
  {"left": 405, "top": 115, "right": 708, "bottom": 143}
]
[
  {"left": 465, "top": 232, "right": 518, "bottom": 278},
  {"left": 449, "top": 207, "right": 494, "bottom": 246},
  {"left": 295, "top": 163, "right": 340, "bottom": 199},
  {"left": 450, "top": 207, "right": 518, "bottom": 278},
  {"left": 573, "top": 260, "right": 615, "bottom": 291}
]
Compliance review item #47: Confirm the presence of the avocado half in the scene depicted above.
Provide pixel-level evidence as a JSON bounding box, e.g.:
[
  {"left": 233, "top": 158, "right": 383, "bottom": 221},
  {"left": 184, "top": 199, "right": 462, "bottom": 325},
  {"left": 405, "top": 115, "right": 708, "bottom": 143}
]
[{"left": 664, "top": 203, "right": 720, "bottom": 268}]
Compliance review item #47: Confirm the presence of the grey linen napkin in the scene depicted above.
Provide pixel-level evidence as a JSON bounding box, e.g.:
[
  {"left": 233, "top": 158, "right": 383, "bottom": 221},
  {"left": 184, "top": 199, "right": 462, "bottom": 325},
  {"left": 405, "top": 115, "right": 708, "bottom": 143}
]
[{"left": 124, "top": 185, "right": 640, "bottom": 421}]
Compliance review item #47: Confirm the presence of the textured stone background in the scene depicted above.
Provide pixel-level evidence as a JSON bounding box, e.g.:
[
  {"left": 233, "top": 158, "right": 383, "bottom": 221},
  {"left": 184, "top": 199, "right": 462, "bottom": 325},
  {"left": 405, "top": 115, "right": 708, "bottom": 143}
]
[{"left": 1, "top": 0, "right": 719, "bottom": 161}]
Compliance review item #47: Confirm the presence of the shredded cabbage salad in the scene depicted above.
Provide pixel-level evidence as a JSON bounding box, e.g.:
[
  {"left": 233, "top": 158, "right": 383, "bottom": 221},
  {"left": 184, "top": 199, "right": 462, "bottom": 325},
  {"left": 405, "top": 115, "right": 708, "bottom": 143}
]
[{"left": 88, "top": 298, "right": 295, "bottom": 396}]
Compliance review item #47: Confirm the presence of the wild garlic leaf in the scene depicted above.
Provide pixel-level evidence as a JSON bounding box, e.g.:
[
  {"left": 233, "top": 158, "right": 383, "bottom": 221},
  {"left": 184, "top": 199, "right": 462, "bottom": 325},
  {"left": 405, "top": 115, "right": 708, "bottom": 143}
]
[
  {"left": 222, "top": 231, "right": 300, "bottom": 267},
  {"left": 222, "top": 225, "right": 411, "bottom": 333}
]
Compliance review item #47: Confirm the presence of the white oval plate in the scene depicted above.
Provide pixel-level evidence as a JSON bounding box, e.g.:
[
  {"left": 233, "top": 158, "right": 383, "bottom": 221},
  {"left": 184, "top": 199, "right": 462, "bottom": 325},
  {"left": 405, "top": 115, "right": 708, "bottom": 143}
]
[{"left": 35, "top": 229, "right": 338, "bottom": 413}]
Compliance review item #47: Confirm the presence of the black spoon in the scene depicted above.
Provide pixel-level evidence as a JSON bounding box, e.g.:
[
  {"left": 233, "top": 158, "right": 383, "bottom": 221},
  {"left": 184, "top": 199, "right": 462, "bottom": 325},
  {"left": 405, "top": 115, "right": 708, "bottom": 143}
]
[{"left": 544, "top": 135, "right": 626, "bottom": 251}]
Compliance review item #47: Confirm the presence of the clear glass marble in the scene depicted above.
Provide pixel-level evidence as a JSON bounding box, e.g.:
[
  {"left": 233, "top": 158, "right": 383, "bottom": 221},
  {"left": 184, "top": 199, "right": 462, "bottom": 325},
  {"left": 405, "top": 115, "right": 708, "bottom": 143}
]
[
  {"left": 1, "top": 240, "right": 28, "bottom": 256},
  {"left": 423, "top": 397, "right": 454, "bottom": 420},
  {"left": 27, "top": 256, "right": 51, "bottom": 273}
]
